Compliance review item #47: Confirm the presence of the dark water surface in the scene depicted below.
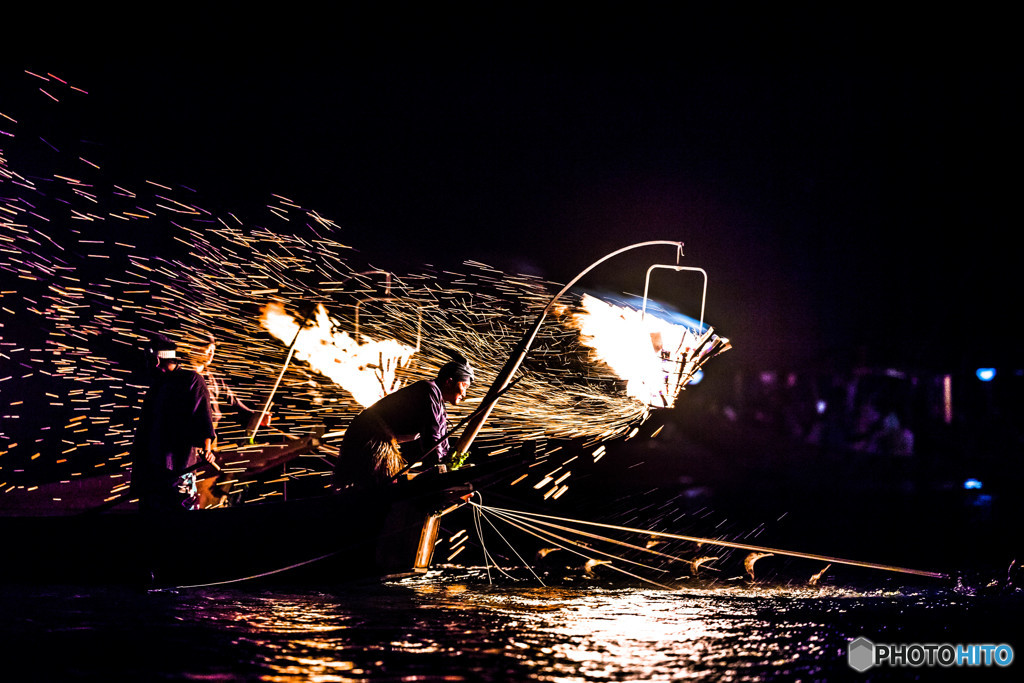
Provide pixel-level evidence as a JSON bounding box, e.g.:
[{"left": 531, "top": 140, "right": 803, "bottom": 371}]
[{"left": 1, "top": 567, "right": 1019, "bottom": 682}]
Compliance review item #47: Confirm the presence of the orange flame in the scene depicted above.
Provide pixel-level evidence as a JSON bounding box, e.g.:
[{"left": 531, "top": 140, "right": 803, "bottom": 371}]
[
  {"left": 260, "top": 302, "right": 417, "bottom": 407},
  {"left": 570, "top": 294, "right": 723, "bottom": 408}
]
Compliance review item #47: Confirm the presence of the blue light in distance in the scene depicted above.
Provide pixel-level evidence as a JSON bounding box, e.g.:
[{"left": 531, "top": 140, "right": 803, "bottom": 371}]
[
  {"left": 688, "top": 369, "right": 704, "bottom": 386},
  {"left": 976, "top": 368, "right": 996, "bottom": 382},
  {"left": 963, "top": 478, "right": 983, "bottom": 490}
]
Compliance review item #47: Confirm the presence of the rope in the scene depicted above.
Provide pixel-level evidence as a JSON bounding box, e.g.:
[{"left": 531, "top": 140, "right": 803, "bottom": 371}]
[
  {"left": 149, "top": 548, "right": 343, "bottom": 592},
  {"left": 484, "top": 505, "right": 679, "bottom": 572},
  {"left": 472, "top": 502, "right": 950, "bottom": 580},
  {"left": 476, "top": 503, "right": 675, "bottom": 590},
  {"left": 471, "top": 496, "right": 495, "bottom": 584},
  {"left": 469, "top": 492, "right": 542, "bottom": 584},
  {"left": 471, "top": 496, "right": 545, "bottom": 585}
]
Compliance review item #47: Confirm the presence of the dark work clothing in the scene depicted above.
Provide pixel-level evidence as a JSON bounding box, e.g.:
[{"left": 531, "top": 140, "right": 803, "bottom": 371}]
[
  {"left": 337, "top": 380, "right": 450, "bottom": 487},
  {"left": 131, "top": 367, "right": 216, "bottom": 510}
]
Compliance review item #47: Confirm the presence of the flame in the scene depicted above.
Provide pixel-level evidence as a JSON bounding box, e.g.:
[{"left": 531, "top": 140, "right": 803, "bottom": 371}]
[
  {"left": 260, "top": 302, "right": 417, "bottom": 407},
  {"left": 570, "top": 294, "right": 729, "bottom": 408}
]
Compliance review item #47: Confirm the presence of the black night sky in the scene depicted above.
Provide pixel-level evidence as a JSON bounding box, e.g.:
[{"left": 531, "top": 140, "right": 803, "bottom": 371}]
[{"left": 5, "top": 10, "right": 1020, "bottom": 372}]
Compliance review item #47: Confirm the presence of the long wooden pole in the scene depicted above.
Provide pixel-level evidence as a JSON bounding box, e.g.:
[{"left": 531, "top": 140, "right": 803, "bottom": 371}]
[{"left": 250, "top": 303, "right": 318, "bottom": 443}]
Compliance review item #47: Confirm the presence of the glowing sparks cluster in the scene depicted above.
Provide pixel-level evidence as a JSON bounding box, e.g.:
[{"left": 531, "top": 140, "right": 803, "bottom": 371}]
[{"left": 0, "top": 69, "right": 729, "bottom": 510}]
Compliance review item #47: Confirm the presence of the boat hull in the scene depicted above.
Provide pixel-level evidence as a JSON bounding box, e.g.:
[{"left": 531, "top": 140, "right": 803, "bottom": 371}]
[{"left": 0, "top": 483, "right": 469, "bottom": 587}]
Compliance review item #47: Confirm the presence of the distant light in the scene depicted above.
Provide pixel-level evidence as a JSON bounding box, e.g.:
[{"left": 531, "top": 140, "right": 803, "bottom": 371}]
[
  {"left": 689, "top": 369, "right": 704, "bottom": 385},
  {"left": 816, "top": 400, "right": 827, "bottom": 415},
  {"left": 975, "top": 368, "right": 996, "bottom": 382},
  {"left": 963, "top": 478, "right": 983, "bottom": 490}
]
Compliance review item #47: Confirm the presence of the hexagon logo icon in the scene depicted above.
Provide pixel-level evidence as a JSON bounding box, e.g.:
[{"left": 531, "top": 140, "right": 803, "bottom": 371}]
[{"left": 848, "top": 636, "right": 875, "bottom": 672}]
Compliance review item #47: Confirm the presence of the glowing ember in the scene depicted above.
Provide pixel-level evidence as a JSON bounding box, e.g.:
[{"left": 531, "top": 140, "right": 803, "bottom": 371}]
[
  {"left": 260, "top": 302, "right": 417, "bottom": 407},
  {"left": 569, "top": 294, "right": 729, "bottom": 408}
]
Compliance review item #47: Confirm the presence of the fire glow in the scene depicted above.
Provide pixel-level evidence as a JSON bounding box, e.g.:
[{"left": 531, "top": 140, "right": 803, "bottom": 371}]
[
  {"left": 260, "top": 302, "right": 417, "bottom": 407},
  {"left": 569, "top": 294, "right": 729, "bottom": 408}
]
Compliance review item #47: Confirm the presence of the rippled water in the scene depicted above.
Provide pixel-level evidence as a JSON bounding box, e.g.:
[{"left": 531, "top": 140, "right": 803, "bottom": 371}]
[{"left": 2, "top": 567, "right": 1020, "bottom": 682}]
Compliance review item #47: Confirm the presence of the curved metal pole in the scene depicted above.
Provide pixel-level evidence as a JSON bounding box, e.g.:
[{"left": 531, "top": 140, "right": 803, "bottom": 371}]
[{"left": 453, "top": 240, "right": 684, "bottom": 454}]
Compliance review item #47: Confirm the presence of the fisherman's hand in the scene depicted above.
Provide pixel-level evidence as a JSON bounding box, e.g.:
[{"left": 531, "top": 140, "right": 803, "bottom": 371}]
[
  {"left": 247, "top": 412, "right": 272, "bottom": 432},
  {"left": 443, "top": 450, "right": 470, "bottom": 471},
  {"left": 201, "top": 440, "right": 217, "bottom": 467}
]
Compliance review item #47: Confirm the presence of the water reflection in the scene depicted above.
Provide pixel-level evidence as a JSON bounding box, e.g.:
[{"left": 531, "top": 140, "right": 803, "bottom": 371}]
[
  {"left": 400, "top": 581, "right": 865, "bottom": 681},
  {"left": 1, "top": 571, "right": 1019, "bottom": 681},
  {"left": 493, "top": 590, "right": 725, "bottom": 680}
]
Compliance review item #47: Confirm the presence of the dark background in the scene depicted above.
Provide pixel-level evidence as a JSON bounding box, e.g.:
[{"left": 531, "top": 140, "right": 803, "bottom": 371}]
[{"left": 5, "top": 8, "right": 1020, "bottom": 374}]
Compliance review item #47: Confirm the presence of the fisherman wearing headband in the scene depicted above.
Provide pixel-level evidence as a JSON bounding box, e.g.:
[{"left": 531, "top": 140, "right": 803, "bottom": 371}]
[
  {"left": 130, "top": 335, "right": 218, "bottom": 511},
  {"left": 336, "top": 351, "right": 475, "bottom": 488}
]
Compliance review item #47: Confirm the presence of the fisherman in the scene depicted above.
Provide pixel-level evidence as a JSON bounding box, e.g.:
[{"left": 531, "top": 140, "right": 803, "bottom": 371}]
[
  {"left": 188, "top": 334, "right": 267, "bottom": 507},
  {"left": 335, "top": 352, "right": 474, "bottom": 488},
  {"left": 130, "top": 335, "right": 217, "bottom": 511},
  {"left": 187, "top": 333, "right": 320, "bottom": 507},
  {"left": 190, "top": 334, "right": 270, "bottom": 440}
]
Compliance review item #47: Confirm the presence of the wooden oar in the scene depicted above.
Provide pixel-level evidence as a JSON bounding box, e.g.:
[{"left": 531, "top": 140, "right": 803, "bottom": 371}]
[{"left": 245, "top": 426, "right": 327, "bottom": 475}]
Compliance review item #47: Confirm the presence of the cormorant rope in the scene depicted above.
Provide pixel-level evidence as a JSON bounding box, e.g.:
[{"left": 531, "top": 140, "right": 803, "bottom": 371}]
[
  {"left": 468, "top": 499, "right": 950, "bottom": 582},
  {"left": 470, "top": 491, "right": 544, "bottom": 585},
  {"left": 470, "top": 496, "right": 676, "bottom": 589}
]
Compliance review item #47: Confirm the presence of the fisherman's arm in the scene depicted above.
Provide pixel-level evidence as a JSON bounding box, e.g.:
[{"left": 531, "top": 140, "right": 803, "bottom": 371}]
[
  {"left": 218, "top": 376, "right": 272, "bottom": 430},
  {"left": 192, "top": 373, "right": 218, "bottom": 456},
  {"left": 426, "top": 387, "right": 450, "bottom": 465}
]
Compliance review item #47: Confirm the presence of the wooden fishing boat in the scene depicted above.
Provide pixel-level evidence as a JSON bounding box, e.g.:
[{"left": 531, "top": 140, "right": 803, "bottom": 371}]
[
  {"left": 3, "top": 242, "right": 716, "bottom": 587},
  {"left": 0, "top": 465, "right": 507, "bottom": 587}
]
